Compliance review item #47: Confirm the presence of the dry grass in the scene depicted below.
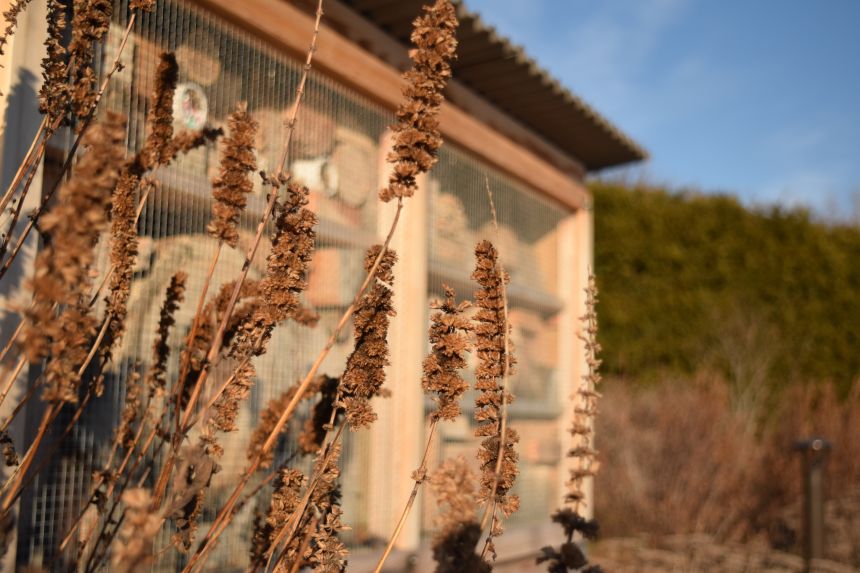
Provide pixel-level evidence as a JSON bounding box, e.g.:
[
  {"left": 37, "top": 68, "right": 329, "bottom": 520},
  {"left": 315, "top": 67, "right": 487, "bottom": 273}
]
[{"left": 595, "top": 374, "right": 860, "bottom": 551}]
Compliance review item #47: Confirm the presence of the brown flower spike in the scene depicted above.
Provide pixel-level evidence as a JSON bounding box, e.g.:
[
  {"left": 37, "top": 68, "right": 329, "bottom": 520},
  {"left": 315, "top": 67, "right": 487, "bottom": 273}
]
[
  {"left": 207, "top": 103, "right": 259, "bottom": 248},
  {"left": 472, "top": 240, "right": 519, "bottom": 529},
  {"left": 336, "top": 245, "right": 398, "bottom": 430},
  {"left": 423, "top": 285, "right": 472, "bottom": 421},
  {"left": 23, "top": 112, "right": 126, "bottom": 403},
  {"left": 380, "top": 0, "right": 458, "bottom": 202}
]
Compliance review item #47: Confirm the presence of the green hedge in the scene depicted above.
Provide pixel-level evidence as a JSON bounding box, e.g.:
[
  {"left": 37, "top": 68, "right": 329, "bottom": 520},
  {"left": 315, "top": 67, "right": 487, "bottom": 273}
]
[{"left": 592, "top": 182, "right": 860, "bottom": 389}]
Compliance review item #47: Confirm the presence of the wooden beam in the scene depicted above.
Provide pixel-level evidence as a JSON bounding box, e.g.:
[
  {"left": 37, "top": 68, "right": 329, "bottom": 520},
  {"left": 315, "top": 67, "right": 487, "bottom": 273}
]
[{"left": 191, "top": 0, "right": 588, "bottom": 210}]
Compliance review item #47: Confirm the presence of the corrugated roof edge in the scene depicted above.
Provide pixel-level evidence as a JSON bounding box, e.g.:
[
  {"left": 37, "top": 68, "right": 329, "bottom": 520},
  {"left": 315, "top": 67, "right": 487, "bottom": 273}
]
[{"left": 453, "top": 0, "right": 648, "bottom": 165}]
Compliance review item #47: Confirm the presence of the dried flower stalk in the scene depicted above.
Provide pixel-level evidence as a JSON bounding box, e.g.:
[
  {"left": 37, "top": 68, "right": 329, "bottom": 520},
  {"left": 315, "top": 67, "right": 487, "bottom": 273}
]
[
  {"left": 0, "top": 0, "right": 32, "bottom": 60},
  {"left": 380, "top": 0, "right": 458, "bottom": 202},
  {"left": 567, "top": 271, "right": 602, "bottom": 509},
  {"left": 143, "top": 272, "right": 188, "bottom": 396},
  {"left": 336, "top": 245, "right": 397, "bottom": 430},
  {"left": 537, "top": 271, "right": 603, "bottom": 573},
  {"left": 140, "top": 52, "right": 179, "bottom": 171},
  {"left": 69, "top": 0, "right": 114, "bottom": 122},
  {"left": 372, "top": 286, "right": 471, "bottom": 573},
  {"left": 22, "top": 112, "right": 126, "bottom": 403},
  {"left": 207, "top": 103, "right": 259, "bottom": 248},
  {"left": 39, "top": 0, "right": 70, "bottom": 122},
  {"left": 472, "top": 240, "right": 519, "bottom": 550}
]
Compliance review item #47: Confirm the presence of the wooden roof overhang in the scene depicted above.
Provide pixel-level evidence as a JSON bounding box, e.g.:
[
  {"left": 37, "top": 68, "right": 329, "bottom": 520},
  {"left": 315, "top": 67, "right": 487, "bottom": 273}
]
[{"left": 193, "top": 0, "right": 646, "bottom": 210}]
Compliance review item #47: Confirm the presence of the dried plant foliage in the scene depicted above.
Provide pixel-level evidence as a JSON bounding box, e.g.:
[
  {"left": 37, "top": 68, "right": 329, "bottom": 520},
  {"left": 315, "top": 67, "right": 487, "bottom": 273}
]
[
  {"left": 129, "top": 0, "right": 156, "bottom": 11},
  {"left": 205, "top": 184, "right": 316, "bottom": 451},
  {"left": 567, "top": 272, "right": 602, "bottom": 509},
  {"left": 539, "top": 272, "right": 602, "bottom": 573},
  {"left": 140, "top": 53, "right": 179, "bottom": 171},
  {"left": 245, "top": 374, "right": 337, "bottom": 471},
  {"left": 429, "top": 457, "right": 489, "bottom": 573},
  {"left": 0, "top": 0, "right": 32, "bottom": 59},
  {"left": 111, "top": 489, "right": 162, "bottom": 573},
  {"left": 207, "top": 103, "right": 259, "bottom": 248},
  {"left": 298, "top": 375, "right": 339, "bottom": 455},
  {"left": 336, "top": 245, "right": 397, "bottom": 429},
  {"left": 380, "top": 0, "right": 458, "bottom": 202},
  {"left": 23, "top": 112, "right": 126, "bottom": 403},
  {"left": 423, "top": 285, "right": 471, "bottom": 421},
  {"left": 144, "top": 272, "right": 187, "bottom": 396},
  {"left": 472, "top": 240, "right": 519, "bottom": 524},
  {"left": 69, "top": 0, "right": 114, "bottom": 121},
  {"left": 115, "top": 369, "right": 143, "bottom": 452},
  {"left": 168, "top": 445, "right": 217, "bottom": 552},
  {"left": 0, "top": 430, "right": 18, "bottom": 467},
  {"left": 39, "top": 0, "right": 70, "bottom": 121},
  {"left": 251, "top": 468, "right": 305, "bottom": 568},
  {"left": 307, "top": 443, "right": 348, "bottom": 572}
]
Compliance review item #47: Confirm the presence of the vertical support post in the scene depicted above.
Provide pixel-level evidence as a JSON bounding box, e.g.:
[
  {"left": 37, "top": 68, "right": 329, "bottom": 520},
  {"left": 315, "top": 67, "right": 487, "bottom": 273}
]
[{"left": 794, "top": 437, "right": 831, "bottom": 571}]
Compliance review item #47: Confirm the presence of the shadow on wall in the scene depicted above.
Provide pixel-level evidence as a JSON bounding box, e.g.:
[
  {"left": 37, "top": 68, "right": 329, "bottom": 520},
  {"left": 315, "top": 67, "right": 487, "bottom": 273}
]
[{"left": 0, "top": 68, "right": 41, "bottom": 352}]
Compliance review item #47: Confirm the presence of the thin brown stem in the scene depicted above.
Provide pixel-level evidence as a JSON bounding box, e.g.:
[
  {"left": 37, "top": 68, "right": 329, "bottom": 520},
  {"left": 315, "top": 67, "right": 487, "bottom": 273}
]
[
  {"left": 0, "top": 355, "right": 25, "bottom": 411},
  {"left": 0, "top": 115, "right": 48, "bottom": 215},
  {"left": 479, "top": 177, "right": 513, "bottom": 540},
  {"left": 372, "top": 419, "right": 439, "bottom": 573}
]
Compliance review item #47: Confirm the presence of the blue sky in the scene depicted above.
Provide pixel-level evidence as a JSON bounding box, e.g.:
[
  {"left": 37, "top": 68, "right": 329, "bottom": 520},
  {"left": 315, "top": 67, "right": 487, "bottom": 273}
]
[{"left": 466, "top": 0, "right": 860, "bottom": 220}]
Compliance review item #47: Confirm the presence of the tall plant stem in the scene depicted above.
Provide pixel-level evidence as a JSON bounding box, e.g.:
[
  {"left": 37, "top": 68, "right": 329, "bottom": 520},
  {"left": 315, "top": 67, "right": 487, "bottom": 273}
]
[
  {"left": 171, "top": 241, "right": 223, "bottom": 432},
  {"left": 0, "top": 13, "right": 138, "bottom": 281},
  {"left": 0, "top": 317, "right": 24, "bottom": 365},
  {"left": 0, "top": 115, "right": 49, "bottom": 215},
  {"left": 372, "top": 419, "right": 439, "bottom": 573},
  {"left": 0, "top": 401, "right": 56, "bottom": 511},
  {"left": 479, "top": 179, "right": 513, "bottom": 555},
  {"left": 0, "top": 355, "right": 25, "bottom": 411},
  {"left": 57, "top": 393, "right": 155, "bottom": 553}
]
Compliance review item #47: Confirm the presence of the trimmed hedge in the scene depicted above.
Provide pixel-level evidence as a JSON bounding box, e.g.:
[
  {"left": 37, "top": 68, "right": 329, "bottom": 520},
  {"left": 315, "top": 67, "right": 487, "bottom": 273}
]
[{"left": 592, "top": 182, "right": 860, "bottom": 389}]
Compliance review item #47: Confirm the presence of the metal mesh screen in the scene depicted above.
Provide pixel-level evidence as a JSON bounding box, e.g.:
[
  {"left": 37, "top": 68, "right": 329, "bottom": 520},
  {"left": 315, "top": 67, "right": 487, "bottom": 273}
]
[{"left": 17, "top": 0, "right": 576, "bottom": 567}]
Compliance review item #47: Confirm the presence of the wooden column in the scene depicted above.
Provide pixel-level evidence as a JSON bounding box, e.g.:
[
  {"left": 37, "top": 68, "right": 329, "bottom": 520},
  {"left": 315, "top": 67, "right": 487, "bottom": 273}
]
[
  {"left": 366, "top": 134, "right": 429, "bottom": 550},
  {"left": 556, "top": 203, "right": 594, "bottom": 516}
]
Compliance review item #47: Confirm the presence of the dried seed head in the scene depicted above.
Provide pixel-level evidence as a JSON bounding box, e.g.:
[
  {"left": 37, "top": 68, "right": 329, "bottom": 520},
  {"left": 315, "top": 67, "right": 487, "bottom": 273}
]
[
  {"left": 380, "top": 0, "right": 458, "bottom": 202},
  {"left": 144, "top": 272, "right": 188, "bottom": 396},
  {"left": 336, "top": 246, "right": 398, "bottom": 430},
  {"left": 250, "top": 467, "right": 305, "bottom": 567},
  {"left": 23, "top": 112, "right": 126, "bottom": 403},
  {"left": 423, "top": 285, "right": 472, "bottom": 421},
  {"left": 207, "top": 103, "right": 258, "bottom": 247},
  {"left": 140, "top": 53, "right": 179, "bottom": 170},
  {"left": 129, "top": 0, "right": 156, "bottom": 12},
  {"left": 0, "top": 0, "right": 33, "bottom": 59},
  {"left": 566, "top": 271, "right": 602, "bottom": 510},
  {"left": 472, "top": 240, "right": 519, "bottom": 526},
  {"left": 69, "top": 0, "right": 114, "bottom": 122},
  {"left": 39, "top": 0, "right": 70, "bottom": 122}
]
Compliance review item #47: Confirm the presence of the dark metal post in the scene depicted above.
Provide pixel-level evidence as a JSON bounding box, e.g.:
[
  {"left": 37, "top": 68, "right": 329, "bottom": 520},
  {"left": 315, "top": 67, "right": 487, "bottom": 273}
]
[{"left": 794, "top": 437, "right": 831, "bottom": 571}]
